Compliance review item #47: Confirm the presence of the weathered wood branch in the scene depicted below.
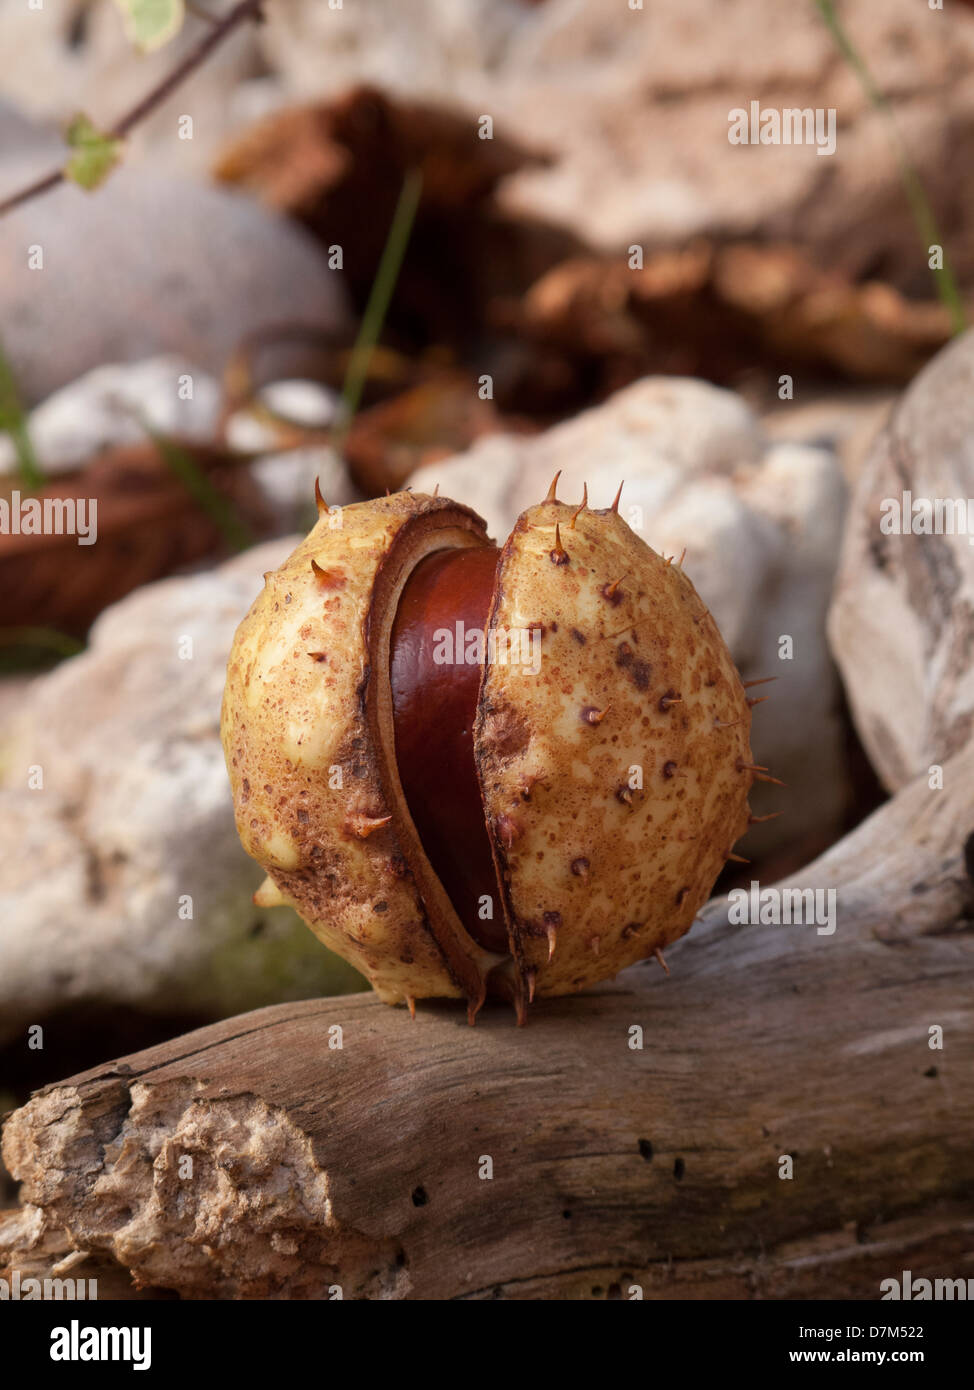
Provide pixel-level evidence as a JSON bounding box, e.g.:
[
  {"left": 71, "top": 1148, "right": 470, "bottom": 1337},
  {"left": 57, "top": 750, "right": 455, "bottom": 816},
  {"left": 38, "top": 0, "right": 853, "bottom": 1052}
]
[
  {"left": 829, "top": 328, "right": 974, "bottom": 791},
  {"left": 2, "top": 740, "right": 973, "bottom": 1299}
]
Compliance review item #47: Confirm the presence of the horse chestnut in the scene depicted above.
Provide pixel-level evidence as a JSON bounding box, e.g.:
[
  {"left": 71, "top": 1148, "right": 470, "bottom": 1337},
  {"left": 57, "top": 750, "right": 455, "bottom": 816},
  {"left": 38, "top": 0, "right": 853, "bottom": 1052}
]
[{"left": 221, "top": 479, "right": 763, "bottom": 1022}]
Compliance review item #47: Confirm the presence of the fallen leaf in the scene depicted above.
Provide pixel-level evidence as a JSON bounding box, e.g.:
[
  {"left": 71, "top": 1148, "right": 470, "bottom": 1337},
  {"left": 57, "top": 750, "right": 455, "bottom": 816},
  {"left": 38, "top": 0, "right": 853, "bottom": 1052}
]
[{"left": 0, "top": 441, "right": 272, "bottom": 636}]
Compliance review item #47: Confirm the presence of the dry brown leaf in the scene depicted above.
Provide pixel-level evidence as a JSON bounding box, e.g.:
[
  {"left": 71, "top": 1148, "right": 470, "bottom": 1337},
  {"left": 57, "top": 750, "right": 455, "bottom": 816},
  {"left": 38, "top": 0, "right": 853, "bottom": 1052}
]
[
  {"left": 215, "top": 84, "right": 547, "bottom": 215},
  {"left": 215, "top": 85, "right": 563, "bottom": 347},
  {"left": 0, "top": 442, "right": 272, "bottom": 636},
  {"left": 504, "top": 241, "right": 956, "bottom": 388}
]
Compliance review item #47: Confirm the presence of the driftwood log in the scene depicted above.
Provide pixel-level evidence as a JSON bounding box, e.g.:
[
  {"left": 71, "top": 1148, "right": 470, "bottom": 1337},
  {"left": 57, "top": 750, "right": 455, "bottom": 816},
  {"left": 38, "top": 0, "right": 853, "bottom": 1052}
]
[
  {"left": 2, "top": 736, "right": 972, "bottom": 1299},
  {"left": 829, "top": 328, "right": 974, "bottom": 792}
]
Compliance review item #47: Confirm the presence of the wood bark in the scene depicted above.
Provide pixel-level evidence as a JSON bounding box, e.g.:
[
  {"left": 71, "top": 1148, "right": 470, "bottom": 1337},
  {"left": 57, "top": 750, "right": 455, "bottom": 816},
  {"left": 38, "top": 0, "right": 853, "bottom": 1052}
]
[
  {"left": 829, "top": 329, "right": 974, "bottom": 791},
  {"left": 2, "top": 739, "right": 973, "bottom": 1299}
]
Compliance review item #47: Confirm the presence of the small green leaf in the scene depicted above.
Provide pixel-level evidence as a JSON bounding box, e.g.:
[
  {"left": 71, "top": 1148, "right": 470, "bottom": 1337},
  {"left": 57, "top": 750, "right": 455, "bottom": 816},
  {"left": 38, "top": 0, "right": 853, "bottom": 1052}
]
[
  {"left": 63, "top": 115, "right": 125, "bottom": 193},
  {"left": 113, "top": 0, "right": 186, "bottom": 53}
]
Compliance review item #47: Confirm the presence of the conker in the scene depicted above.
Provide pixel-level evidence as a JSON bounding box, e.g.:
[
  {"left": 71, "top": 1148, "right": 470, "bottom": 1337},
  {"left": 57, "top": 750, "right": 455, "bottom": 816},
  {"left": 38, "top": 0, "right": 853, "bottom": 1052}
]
[
  {"left": 389, "top": 546, "right": 505, "bottom": 952},
  {"left": 221, "top": 481, "right": 761, "bottom": 1022}
]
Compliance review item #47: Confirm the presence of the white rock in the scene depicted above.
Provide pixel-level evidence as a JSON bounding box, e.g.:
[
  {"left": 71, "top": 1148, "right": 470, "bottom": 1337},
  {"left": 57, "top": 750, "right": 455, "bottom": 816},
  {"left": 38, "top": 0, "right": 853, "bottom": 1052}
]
[
  {"left": 0, "top": 541, "right": 362, "bottom": 1046},
  {"left": 0, "top": 357, "right": 221, "bottom": 476},
  {"left": 250, "top": 445, "right": 363, "bottom": 530},
  {"left": 224, "top": 380, "right": 342, "bottom": 453},
  {"left": 761, "top": 388, "right": 894, "bottom": 486},
  {"left": 0, "top": 355, "right": 361, "bottom": 536},
  {"left": 411, "top": 377, "right": 763, "bottom": 537},
  {"left": 644, "top": 479, "right": 775, "bottom": 661},
  {"left": 260, "top": 379, "right": 342, "bottom": 430}
]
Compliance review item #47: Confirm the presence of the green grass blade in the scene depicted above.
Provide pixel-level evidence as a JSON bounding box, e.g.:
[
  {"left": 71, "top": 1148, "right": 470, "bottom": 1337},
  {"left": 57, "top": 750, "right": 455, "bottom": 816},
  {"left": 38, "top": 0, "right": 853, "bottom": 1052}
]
[
  {"left": 0, "top": 626, "right": 85, "bottom": 657},
  {"left": 147, "top": 427, "right": 254, "bottom": 552},
  {"left": 815, "top": 0, "right": 965, "bottom": 335},
  {"left": 0, "top": 626, "right": 85, "bottom": 673},
  {"left": 338, "top": 168, "right": 424, "bottom": 433},
  {"left": 0, "top": 339, "right": 45, "bottom": 489}
]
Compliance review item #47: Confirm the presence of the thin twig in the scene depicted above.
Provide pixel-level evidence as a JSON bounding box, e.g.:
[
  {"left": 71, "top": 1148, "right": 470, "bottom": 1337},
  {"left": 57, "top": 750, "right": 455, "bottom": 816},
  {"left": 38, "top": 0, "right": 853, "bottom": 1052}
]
[
  {"left": 186, "top": 1, "right": 221, "bottom": 25},
  {"left": 0, "top": 0, "right": 265, "bottom": 219}
]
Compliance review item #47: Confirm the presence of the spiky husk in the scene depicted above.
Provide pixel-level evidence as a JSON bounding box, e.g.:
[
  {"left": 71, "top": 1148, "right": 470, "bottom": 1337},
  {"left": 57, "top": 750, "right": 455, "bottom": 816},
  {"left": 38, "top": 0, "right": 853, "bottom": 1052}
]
[
  {"left": 475, "top": 497, "right": 753, "bottom": 1012},
  {"left": 222, "top": 487, "right": 758, "bottom": 1022}
]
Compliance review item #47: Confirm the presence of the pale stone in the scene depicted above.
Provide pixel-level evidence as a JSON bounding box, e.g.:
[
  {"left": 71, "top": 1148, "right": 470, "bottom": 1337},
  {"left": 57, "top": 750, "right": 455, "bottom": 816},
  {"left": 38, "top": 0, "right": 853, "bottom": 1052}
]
[
  {"left": 829, "top": 329, "right": 974, "bottom": 791},
  {"left": 0, "top": 540, "right": 363, "bottom": 1046},
  {"left": 0, "top": 168, "right": 349, "bottom": 404},
  {"left": 0, "top": 357, "right": 222, "bottom": 476}
]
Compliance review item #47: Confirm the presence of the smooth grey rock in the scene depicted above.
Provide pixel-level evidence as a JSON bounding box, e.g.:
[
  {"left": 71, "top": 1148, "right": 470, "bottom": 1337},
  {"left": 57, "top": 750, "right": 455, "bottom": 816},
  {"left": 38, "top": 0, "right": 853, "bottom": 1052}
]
[{"left": 0, "top": 167, "right": 350, "bottom": 404}]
